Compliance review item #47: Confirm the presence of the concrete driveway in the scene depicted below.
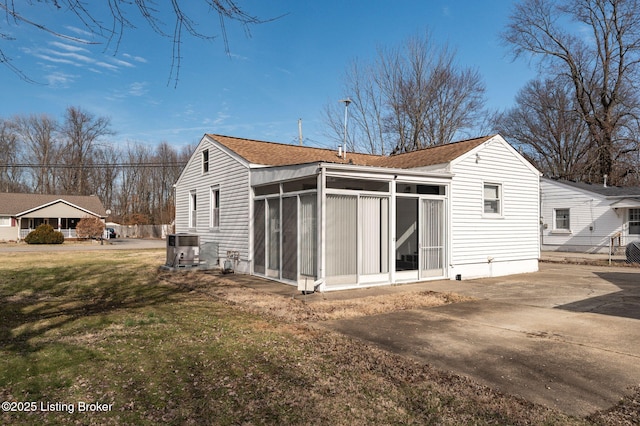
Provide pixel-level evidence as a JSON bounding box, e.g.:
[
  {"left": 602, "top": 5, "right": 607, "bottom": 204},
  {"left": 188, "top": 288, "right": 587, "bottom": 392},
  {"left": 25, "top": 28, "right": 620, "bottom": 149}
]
[{"left": 319, "top": 262, "right": 640, "bottom": 417}]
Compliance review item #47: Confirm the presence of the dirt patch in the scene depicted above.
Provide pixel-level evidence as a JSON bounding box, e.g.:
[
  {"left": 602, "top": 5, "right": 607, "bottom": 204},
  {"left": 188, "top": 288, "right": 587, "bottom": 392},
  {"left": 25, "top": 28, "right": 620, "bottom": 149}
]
[{"left": 158, "top": 271, "right": 471, "bottom": 322}]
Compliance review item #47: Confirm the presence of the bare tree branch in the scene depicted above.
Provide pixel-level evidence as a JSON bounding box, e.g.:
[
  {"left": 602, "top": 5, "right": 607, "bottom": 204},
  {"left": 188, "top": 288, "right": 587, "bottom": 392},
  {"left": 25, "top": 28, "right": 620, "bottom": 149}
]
[{"left": 0, "top": 1, "right": 282, "bottom": 85}]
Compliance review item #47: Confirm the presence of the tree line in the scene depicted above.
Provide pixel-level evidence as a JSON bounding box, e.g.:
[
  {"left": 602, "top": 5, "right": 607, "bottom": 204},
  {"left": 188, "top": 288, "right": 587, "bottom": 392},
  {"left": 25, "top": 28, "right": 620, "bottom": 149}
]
[
  {"left": 0, "top": 106, "right": 193, "bottom": 225},
  {"left": 324, "top": 0, "right": 640, "bottom": 187}
]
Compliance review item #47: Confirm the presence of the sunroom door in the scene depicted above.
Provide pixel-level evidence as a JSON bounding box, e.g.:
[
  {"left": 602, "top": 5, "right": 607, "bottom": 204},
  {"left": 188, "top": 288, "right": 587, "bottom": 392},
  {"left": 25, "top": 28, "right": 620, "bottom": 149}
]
[
  {"left": 395, "top": 196, "right": 446, "bottom": 281},
  {"left": 266, "top": 198, "right": 280, "bottom": 278},
  {"left": 420, "top": 199, "right": 445, "bottom": 278},
  {"left": 395, "top": 197, "right": 419, "bottom": 281}
]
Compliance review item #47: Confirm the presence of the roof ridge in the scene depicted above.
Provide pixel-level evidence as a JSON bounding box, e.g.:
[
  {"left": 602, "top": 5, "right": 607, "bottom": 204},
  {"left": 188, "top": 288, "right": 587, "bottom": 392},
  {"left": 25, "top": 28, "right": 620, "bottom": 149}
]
[
  {"left": 386, "top": 135, "right": 495, "bottom": 158},
  {"left": 207, "top": 134, "right": 382, "bottom": 158}
]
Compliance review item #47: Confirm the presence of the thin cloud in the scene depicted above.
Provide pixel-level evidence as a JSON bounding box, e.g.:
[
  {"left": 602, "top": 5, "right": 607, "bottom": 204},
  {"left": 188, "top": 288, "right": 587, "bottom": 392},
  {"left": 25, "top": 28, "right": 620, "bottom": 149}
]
[
  {"left": 128, "top": 82, "right": 148, "bottom": 96},
  {"left": 276, "top": 67, "right": 293, "bottom": 76},
  {"left": 49, "top": 41, "right": 90, "bottom": 53},
  {"left": 64, "top": 26, "right": 94, "bottom": 39},
  {"left": 110, "top": 57, "right": 135, "bottom": 68},
  {"left": 45, "top": 71, "right": 76, "bottom": 87},
  {"left": 123, "top": 53, "right": 148, "bottom": 63}
]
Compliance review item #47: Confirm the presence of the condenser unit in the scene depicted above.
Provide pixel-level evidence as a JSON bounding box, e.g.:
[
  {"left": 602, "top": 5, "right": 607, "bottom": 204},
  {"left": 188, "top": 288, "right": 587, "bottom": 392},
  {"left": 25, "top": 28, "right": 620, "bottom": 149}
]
[{"left": 166, "top": 234, "right": 200, "bottom": 267}]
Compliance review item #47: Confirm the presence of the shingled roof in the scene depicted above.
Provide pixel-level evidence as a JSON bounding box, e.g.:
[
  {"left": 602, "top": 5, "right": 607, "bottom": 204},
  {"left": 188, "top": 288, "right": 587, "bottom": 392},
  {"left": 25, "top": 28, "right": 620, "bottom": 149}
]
[
  {"left": 0, "top": 193, "right": 107, "bottom": 216},
  {"left": 209, "top": 134, "right": 381, "bottom": 166},
  {"left": 544, "top": 178, "right": 640, "bottom": 197},
  {"left": 208, "top": 134, "right": 494, "bottom": 169},
  {"left": 375, "top": 136, "right": 493, "bottom": 169}
]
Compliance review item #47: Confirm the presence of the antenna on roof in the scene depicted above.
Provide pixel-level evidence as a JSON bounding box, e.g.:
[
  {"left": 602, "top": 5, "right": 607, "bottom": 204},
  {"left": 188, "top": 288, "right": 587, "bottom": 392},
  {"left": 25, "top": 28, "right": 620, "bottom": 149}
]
[{"left": 298, "top": 118, "right": 303, "bottom": 146}]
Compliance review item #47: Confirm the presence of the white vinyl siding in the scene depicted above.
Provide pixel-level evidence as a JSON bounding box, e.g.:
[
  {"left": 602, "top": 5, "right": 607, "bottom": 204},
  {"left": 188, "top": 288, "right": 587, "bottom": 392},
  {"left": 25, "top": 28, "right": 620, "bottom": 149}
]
[
  {"left": 450, "top": 139, "right": 540, "bottom": 275},
  {"left": 540, "top": 179, "right": 623, "bottom": 252},
  {"left": 175, "top": 136, "right": 251, "bottom": 272}
]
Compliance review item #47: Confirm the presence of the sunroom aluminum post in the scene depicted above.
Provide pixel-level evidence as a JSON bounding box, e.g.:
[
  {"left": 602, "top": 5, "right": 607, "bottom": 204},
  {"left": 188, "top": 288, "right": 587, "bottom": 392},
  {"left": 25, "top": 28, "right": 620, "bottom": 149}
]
[
  {"left": 318, "top": 166, "right": 326, "bottom": 289},
  {"left": 389, "top": 178, "right": 396, "bottom": 284}
]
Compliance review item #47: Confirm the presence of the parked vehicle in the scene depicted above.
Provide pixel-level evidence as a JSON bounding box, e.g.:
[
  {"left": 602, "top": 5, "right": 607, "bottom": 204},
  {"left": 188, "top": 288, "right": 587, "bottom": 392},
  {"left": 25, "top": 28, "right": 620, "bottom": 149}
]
[
  {"left": 106, "top": 227, "right": 116, "bottom": 239},
  {"left": 626, "top": 240, "right": 640, "bottom": 263}
]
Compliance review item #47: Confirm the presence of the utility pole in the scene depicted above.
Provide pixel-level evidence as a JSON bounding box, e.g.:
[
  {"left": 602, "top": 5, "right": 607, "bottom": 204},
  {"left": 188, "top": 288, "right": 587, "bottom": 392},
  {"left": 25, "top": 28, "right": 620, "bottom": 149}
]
[{"left": 339, "top": 98, "right": 352, "bottom": 159}]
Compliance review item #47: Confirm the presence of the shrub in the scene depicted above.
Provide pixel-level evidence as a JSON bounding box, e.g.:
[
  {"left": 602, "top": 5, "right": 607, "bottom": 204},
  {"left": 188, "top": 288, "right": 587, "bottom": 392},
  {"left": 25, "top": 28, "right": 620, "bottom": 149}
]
[
  {"left": 24, "top": 224, "right": 65, "bottom": 244},
  {"left": 76, "top": 216, "right": 105, "bottom": 239}
]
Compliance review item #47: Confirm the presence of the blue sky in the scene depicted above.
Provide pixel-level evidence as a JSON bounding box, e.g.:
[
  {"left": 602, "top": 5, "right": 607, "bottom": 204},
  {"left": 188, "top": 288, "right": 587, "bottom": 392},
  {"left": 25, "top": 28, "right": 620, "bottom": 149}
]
[{"left": 0, "top": 1, "right": 537, "bottom": 151}]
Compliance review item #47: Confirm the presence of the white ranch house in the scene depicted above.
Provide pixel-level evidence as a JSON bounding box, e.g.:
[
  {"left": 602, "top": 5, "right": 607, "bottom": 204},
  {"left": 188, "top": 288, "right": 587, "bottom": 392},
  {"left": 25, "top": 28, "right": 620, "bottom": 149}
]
[
  {"left": 0, "top": 193, "right": 107, "bottom": 241},
  {"left": 541, "top": 178, "right": 640, "bottom": 253},
  {"left": 175, "top": 134, "right": 541, "bottom": 291}
]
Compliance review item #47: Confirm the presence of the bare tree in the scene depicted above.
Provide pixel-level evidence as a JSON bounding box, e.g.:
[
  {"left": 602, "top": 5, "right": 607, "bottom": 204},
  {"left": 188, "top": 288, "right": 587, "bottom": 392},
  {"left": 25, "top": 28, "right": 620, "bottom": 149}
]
[
  {"left": 0, "top": 1, "right": 277, "bottom": 85},
  {"left": 503, "top": 0, "right": 640, "bottom": 185},
  {"left": 494, "top": 78, "right": 593, "bottom": 180},
  {"left": 0, "top": 118, "right": 25, "bottom": 192},
  {"left": 91, "top": 144, "right": 121, "bottom": 214},
  {"left": 325, "top": 32, "right": 486, "bottom": 154},
  {"left": 14, "top": 114, "right": 61, "bottom": 194},
  {"left": 58, "top": 106, "right": 113, "bottom": 195}
]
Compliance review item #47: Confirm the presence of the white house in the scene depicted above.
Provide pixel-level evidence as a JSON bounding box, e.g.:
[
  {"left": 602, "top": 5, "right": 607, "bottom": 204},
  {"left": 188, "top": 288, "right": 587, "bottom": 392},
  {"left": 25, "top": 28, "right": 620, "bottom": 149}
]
[
  {"left": 541, "top": 178, "right": 640, "bottom": 253},
  {"left": 0, "top": 193, "right": 107, "bottom": 241},
  {"left": 174, "top": 133, "right": 541, "bottom": 291}
]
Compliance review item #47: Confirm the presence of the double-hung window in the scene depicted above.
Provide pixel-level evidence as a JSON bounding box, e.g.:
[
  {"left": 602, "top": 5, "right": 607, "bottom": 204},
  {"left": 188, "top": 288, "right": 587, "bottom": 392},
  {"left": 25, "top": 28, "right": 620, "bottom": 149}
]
[
  {"left": 202, "top": 149, "right": 209, "bottom": 174},
  {"left": 210, "top": 186, "right": 220, "bottom": 228},
  {"left": 0, "top": 216, "right": 11, "bottom": 227},
  {"left": 554, "top": 208, "right": 570, "bottom": 231},
  {"left": 483, "top": 183, "right": 502, "bottom": 215},
  {"left": 630, "top": 209, "right": 640, "bottom": 235},
  {"left": 189, "top": 190, "right": 197, "bottom": 228}
]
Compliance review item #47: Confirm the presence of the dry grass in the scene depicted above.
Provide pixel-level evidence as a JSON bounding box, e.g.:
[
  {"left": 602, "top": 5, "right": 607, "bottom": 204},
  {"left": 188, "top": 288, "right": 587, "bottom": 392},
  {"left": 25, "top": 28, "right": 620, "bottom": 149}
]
[
  {"left": 0, "top": 250, "right": 636, "bottom": 425},
  {"left": 159, "top": 270, "right": 471, "bottom": 322}
]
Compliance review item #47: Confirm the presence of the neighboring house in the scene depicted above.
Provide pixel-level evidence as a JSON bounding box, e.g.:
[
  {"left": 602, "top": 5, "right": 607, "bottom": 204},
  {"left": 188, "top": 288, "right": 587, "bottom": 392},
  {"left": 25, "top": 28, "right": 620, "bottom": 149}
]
[
  {"left": 541, "top": 178, "right": 640, "bottom": 253},
  {"left": 0, "top": 193, "right": 107, "bottom": 241},
  {"left": 175, "top": 133, "right": 541, "bottom": 291}
]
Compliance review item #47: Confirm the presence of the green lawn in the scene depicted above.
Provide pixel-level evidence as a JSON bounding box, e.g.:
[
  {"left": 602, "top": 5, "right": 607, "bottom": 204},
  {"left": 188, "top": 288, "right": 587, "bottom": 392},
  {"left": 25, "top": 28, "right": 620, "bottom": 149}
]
[{"left": 0, "top": 250, "right": 632, "bottom": 425}]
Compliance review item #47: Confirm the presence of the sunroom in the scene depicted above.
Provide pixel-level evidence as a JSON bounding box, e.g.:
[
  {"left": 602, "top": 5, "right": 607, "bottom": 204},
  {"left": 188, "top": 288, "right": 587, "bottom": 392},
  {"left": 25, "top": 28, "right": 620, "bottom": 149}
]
[{"left": 250, "top": 162, "right": 452, "bottom": 291}]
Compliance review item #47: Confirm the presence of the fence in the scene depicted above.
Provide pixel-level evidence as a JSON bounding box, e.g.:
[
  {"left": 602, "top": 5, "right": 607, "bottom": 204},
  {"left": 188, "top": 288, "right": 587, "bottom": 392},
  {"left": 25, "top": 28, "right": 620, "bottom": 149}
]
[{"left": 112, "top": 224, "right": 173, "bottom": 239}]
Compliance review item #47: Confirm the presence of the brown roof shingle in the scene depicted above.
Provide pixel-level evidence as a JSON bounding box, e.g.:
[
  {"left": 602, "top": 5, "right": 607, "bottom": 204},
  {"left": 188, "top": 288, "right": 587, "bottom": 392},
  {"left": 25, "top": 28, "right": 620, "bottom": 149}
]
[
  {"left": 373, "top": 136, "right": 493, "bottom": 169},
  {"left": 0, "top": 193, "right": 107, "bottom": 216},
  {"left": 208, "top": 134, "right": 494, "bottom": 169},
  {"left": 209, "top": 134, "right": 381, "bottom": 166}
]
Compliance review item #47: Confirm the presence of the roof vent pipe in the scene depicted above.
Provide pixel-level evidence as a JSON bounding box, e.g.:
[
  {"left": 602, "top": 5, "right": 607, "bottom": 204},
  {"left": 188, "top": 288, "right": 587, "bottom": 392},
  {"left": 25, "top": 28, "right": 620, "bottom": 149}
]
[
  {"left": 338, "top": 145, "right": 343, "bottom": 158},
  {"left": 604, "top": 174, "right": 608, "bottom": 188}
]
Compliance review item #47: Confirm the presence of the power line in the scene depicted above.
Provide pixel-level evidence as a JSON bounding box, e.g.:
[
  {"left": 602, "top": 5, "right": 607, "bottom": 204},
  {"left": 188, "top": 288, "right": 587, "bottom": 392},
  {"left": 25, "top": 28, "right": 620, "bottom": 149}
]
[{"left": 0, "top": 162, "right": 188, "bottom": 169}]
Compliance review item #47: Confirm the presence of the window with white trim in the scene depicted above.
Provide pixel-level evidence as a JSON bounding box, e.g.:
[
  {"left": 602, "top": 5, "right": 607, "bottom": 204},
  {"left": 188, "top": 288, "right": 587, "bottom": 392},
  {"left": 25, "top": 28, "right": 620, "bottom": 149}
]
[
  {"left": 210, "top": 186, "right": 220, "bottom": 228},
  {"left": 189, "top": 190, "right": 197, "bottom": 228},
  {"left": 630, "top": 209, "right": 640, "bottom": 235},
  {"left": 483, "top": 183, "right": 502, "bottom": 215},
  {"left": 202, "top": 149, "right": 209, "bottom": 173},
  {"left": 0, "top": 216, "right": 11, "bottom": 227},
  {"left": 554, "top": 208, "right": 570, "bottom": 230}
]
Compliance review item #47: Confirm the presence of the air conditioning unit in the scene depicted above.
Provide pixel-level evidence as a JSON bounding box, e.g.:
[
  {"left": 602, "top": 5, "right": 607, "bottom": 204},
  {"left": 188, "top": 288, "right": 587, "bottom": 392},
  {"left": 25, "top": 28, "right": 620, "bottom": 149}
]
[{"left": 166, "top": 234, "right": 200, "bottom": 267}]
